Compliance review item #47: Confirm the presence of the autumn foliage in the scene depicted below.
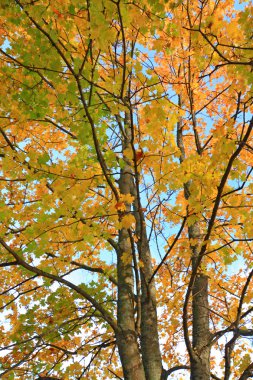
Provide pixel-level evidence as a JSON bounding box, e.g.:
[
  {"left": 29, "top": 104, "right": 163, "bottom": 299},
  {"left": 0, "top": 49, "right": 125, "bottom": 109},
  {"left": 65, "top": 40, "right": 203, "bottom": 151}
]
[{"left": 0, "top": 0, "right": 253, "bottom": 379}]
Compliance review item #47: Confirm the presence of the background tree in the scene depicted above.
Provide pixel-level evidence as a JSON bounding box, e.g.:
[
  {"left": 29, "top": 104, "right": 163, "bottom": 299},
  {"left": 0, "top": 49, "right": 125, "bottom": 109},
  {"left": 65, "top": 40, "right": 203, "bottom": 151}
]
[{"left": 0, "top": 0, "right": 252, "bottom": 379}]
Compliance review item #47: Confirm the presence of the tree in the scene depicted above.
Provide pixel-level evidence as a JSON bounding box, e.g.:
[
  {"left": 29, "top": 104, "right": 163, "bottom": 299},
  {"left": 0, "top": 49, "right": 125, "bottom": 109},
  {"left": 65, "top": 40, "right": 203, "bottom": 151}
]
[{"left": 0, "top": 0, "right": 252, "bottom": 379}]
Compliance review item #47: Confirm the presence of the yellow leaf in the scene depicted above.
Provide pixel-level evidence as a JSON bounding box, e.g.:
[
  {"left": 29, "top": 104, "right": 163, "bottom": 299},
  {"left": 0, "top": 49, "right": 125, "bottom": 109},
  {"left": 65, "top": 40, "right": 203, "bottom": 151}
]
[
  {"left": 121, "top": 214, "right": 135, "bottom": 229},
  {"left": 115, "top": 201, "right": 126, "bottom": 211},
  {"left": 238, "top": 353, "right": 251, "bottom": 372},
  {"left": 121, "top": 193, "right": 134, "bottom": 204}
]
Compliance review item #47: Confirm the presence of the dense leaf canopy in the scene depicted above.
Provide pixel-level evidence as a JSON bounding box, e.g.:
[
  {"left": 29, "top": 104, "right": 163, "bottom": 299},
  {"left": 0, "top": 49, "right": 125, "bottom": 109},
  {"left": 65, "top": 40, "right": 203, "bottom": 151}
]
[{"left": 0, "top": 0, "right": 252, "bottom": 379}]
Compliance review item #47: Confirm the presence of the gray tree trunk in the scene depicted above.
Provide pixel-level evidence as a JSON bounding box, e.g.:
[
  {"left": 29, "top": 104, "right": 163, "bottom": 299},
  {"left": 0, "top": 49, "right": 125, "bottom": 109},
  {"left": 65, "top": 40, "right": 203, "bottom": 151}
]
[
  {"left": 138, "top": 229, "right": 162, "bottom": 380},
  {"left": 177, "top": 98, "right": 211, "bottom": 379},
  {"left": 116, "top": 112, "right": 162, "bottom": 379},
  {"left": 188, "top": 222, "right": 211, "bottom": 380},
  {"left": 116, "top": 113, "right": 145, "bottom": 380},
  {"left": 191, "top": 273, "right": 211, "bottom": 380}
]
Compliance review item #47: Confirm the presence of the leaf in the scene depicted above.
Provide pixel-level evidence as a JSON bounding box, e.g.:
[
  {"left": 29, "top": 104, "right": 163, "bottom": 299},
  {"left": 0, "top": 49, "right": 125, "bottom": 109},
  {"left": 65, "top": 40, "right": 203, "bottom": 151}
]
[
  {"left": 0, "top": 1, "right": 252, "bottom": 378},
  {"left": 68, "top": 4, "right": 75, "bottom": 14},
  {"left": 238, "top": 353, "right": 251, "bottom": 372},
  {"left": 121, "top": 214, "right": 135, "bottom": 229},
  {"left": 37, "top": 153, "right": 50, "bottom": 165},
  {"left": 115, "top": 201, "right": 126, "bottom": 211}
]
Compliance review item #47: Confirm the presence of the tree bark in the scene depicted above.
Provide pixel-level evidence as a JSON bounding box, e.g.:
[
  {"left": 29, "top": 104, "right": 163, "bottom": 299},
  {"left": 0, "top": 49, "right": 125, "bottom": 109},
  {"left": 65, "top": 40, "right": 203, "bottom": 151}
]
[
  {"left": 116, "top": 113, "right": 145, "bottom": 380},
  {"left": 188, "top": 222, "right": 211, "bottom": 380},
  {"left": 136, "top": 222, "right": 162, "bottom": 380},
  {"left": 177, "top": 93, "right": 211, "bottom": 379},
  {"left": 191, "top": 273, "right": 211, "bottom": 380},
  {"left": 116, "top": 229, "right": 145, "bottom": 380},
  {"left": 116, "top": 207, "right": 145, "bottom": 380},
  {"left": 116, "top": 111, "right": 162, "bottom": 379},
  {"left": 130, "top": 117, "right": 162, "bottom": 380}
]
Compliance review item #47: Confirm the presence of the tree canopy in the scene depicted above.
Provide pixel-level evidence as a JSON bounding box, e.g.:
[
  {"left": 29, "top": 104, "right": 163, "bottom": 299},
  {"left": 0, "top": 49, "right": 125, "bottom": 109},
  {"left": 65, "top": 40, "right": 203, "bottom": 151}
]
[{"left": 0, "top": 0, "right": 253, "bottom": 379}]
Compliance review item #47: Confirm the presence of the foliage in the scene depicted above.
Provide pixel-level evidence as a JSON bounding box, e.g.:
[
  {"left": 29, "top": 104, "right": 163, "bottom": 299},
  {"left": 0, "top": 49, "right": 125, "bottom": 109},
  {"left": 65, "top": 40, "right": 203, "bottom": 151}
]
[{"left": 0, "top": 0, "right": 252, "bottom": 379}]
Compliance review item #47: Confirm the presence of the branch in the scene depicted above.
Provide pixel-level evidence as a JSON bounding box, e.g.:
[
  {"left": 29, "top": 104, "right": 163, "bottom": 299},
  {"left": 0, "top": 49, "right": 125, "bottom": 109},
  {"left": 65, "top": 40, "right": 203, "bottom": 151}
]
[
  {"left": 0, "top": 261, "right": 18, "bottom": 267},
  {"left": 0, "top": 336, "right": 42, "bottom": 377},
  {"left": 0, "top": 127, "right": 16, "bottom": 150},
  {"left": 238, "top": 362, "right": 253, "bottom": 380},
  {"left": 14, "top": 0, "right": 75, "bottom": 76},
  {"left": 183, "top": 117, "right": 253, "bottom": 359},
  {"left": 161, "top": 365, "right": 221, "bottom": 379},
  {"left": 0, "top": 238, "right": 117, "bottom": 331},
  {"left": 75, "top": 76, "right": 120, "bottom": 201},
  {"left": 237, "top": 329, "right": 253, "bottom": 337},
  {"left": 107, "top": 237, "right": 119, "bottom": 252},
  {"left": 201, "top": 117, "right": 253, "bottom": 257},
  {"left": 47, "top": 251, "right": 118, "bottom": 286},
  {"left": 107, "top": 368, "right": 123, "bottom": 380},
  {"left": 162, "top": 365, "right": 189, "bottom": 379},
  {"left": 149, "top": 216, "right": 186, "bottom": 283},
  {"left": 185, "top": 27, "right": 253, "bottom": 68},
  {"left": 44, "top": 117, "right": 77, "bottom": 139}
]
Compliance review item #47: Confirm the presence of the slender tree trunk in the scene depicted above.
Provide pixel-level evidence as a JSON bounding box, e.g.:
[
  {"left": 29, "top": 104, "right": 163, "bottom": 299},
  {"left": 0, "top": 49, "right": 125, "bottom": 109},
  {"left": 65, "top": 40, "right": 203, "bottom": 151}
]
[
  {"left": 136, "top": 220, "right": 162, "bottom": 380},
  {"left": 117, "top": 111, "right": 162, "bottom": 379},
  {"left": 177, "top": 94, "right": 211, "bottom": 379},
  {"left": 116, "top": 228, "right": 145, "bottom": 380},
  {"left": 129, "top": 112, "right": 162, "bottom": 379},
  {"left": 191, "top": 272, "right": 211, "bottom": 380},
  {"left": 116, "top": 113, "right": 145, "bottom": 380},
  {"left": 188, "top": 222, "right": 211, "bottom": 380}
]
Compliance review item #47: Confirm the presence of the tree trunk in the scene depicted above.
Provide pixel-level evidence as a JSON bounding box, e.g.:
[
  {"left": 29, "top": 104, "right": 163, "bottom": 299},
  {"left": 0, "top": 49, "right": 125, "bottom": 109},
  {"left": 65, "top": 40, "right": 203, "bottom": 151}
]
[
  {"left": 116, "top": 229, "right": 145, "bottom": 380},
  {"left": 137, "top": 225, "right": 162, "bottom": 380},
  {"left": 177, "top": 94, "right": 211, "bottom": 379},
  {"left": 116, "top": 113, "right": 145, "bottom": 380},
  {"left": 116, "top": 111, "right": 162, "bottom": 379},
  {"left": 188, "top": 222, "right": 211, "bottom": 380},
  {"left": 191, "top": 273, "right": 211, "bottom": 380},
  {"left": 116, "top": 201, "right": 145, "bottom": 380},
  {"left": 131, "top": 120, "right": 162, "bottom": 380}
]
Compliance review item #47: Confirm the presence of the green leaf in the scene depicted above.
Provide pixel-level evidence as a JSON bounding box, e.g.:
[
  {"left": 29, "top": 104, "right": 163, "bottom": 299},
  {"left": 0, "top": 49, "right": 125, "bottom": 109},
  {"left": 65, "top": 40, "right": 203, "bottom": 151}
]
[
  {"left": 69, "top": 4, "right": 75, "bottom": 14},
  {"left": 38, "top": 153, "right": 50, "bottom": 165}
]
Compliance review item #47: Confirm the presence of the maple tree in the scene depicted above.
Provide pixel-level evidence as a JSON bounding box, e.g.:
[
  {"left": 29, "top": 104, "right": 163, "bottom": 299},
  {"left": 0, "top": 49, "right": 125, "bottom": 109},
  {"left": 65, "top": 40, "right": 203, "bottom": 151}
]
[{"left": 0, "top": 0, "right": 253, "bottom": 379}]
